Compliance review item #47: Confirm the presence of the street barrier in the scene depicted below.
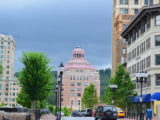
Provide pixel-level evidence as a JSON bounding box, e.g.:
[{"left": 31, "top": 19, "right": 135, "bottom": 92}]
[{"left": 62, "top": 117, "right": 95, "bottom": 120}]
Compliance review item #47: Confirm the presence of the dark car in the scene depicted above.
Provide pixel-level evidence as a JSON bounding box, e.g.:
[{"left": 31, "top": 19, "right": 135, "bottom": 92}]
[
  {"left": 71, "top": 110, "right": 83, "bottom": 117},
  {"left": 94, "top": 105, "right": 117, "bottom": 120},
  {"left": 81, "top": 108, "right": 93, "bottom": 117}
]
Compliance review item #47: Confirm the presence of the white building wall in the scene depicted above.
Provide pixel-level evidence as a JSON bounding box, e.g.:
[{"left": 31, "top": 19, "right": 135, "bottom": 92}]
[{"left": 127, "top": 15, "right": 160, "bottom": 95}]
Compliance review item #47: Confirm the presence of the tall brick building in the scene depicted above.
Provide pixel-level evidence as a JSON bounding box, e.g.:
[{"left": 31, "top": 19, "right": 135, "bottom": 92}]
[{"left": 112, "top": 0, "right": 159, "bottom": 75}]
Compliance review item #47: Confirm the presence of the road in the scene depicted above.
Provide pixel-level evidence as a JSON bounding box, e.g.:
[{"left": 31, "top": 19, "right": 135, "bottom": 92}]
[{"left": 40, "top": 115, "right": 158, "bottom": 120}]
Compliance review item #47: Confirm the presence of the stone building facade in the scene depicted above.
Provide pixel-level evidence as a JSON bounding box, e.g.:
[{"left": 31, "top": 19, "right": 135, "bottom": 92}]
[
  {"left": 121, "top": 4, "right": 160, "bottom": 95},
  {"left": 0, "top": 34, "right": 20, "bottom": 107},
  {"left": 61, "top": 47, "right": 100, "bottom": 110},
  {"left": 112, "top": 0, "right": 160, "bottom": 75}
]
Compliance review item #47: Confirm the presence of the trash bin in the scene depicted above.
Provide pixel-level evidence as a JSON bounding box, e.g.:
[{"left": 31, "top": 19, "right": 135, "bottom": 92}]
[{"left": 146, "top": 109, "right": 152, "bottom": 120}]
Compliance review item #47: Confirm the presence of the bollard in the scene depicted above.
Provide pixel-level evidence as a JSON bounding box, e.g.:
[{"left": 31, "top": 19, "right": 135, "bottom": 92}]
[{"left": 133, "top": 112, "right": 135, "bottom": 119}]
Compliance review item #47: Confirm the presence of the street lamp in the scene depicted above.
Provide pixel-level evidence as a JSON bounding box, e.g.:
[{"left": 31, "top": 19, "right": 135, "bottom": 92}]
[
  {"left": 135, "top": 72, "right": 148, "bottom": 120},
  {"left": 109, "top": 84, "right": 118, "bottom": 104},
  {"left": 58, "top": 62, "right": 64, "bottom": 120},
  {"left": 55, "top": 89, "right": 58, "bottom": 116}
]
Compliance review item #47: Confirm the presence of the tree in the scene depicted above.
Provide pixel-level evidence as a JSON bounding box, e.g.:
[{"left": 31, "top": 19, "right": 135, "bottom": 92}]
[
  {"left": 99, "top": 68, "right": 111, "bottom": 102},
  {"left": 15, "top": 71, "right": 57, "bottom": 105},
  {"left": 17, "top": 88, "right": 32, "bottom": 108},
  {"left": 48, "top": 104, "right": 55, "bottom": 115},
  {"left": 18, "top": 52, "right": 53, "bottom": 109},
  {"left": 104, "top": 65, "right": 136, "bottom": 109},
  {"left": 0, "top": 64, "right": 3, "bottom": 75},
  {"left": 46, "top": 71, "right": 57, "bottom": 105},
  {"left": 62, "top": 107, "right": 71, "bottom": 116},
  {"left": 81, "top": 83, "right": 99, "bottom": 109}
]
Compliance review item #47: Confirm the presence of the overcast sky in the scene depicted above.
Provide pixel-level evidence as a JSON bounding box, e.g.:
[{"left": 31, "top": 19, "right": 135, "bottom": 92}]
[{"left": 0, "top": 0, "right": 113, "bottom": 72}]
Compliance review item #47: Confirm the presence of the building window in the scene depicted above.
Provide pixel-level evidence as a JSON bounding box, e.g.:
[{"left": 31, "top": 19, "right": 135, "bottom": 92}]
[
  {"left": 156, "top": 15, "right": 160, "bottom": 26},
  {"left": 137, "top": 62, "right": 139, "bottom": 72},
  {"left": 70, "top": 88, "right": 75, "bottom": 91},
  {"left": 155, "top": 54, "right": 160, "bottom": 65},
  {"left": 124, "top": 0, "right": 128, "bottom": 5},
  {"left": 77, "top": 88, "right": 81, "bottom": 91},
  {"left": 146, "top": 38, "right": 151, "bottom": 49},
  {"left": 70, "top": 82, "right": 74, "bottom": 86},
  {"left": 146, "top": 17, "right": 151, "bottom": 29},
  {"left": 70, "top": 100, "right": 74, "bottom": 106},
  {"left": 120, "top": 8, "right": 129, "bottom": 14},
  {"left": 140, "top": 23, "right": 145, "bottom": 34},
  {"left": 155, "top": 74, "right": 160, "bottom": 86},
  {"left": 155, "top": 35, "right": 160, "bottom": 46},
  {"left": 144, "top": 0, "right": 153, "bottom": 5},
  {"left": 122, "top": 48, "right": 126, "bottom": 54},
  {"left": 134, "top": 9, "right": 139, "bottom": 14},
  {"left": 77, "top": 93, "right": 81, "bottom": 97},
  {"left": 84, "top": 82, "right": 89, "bottom": 86},
  {"left": 134, "top": 0, "right": 139, "bottom": 5},
  {"left": 137, "top": 46, "right": 139, "bottom": 56},
  {"left": 77, "top": 83, "right": 81, "bottom": 86},
  {"left": 70, "top": 93, "right": 74, "bottom": 97},
  {"left": 120, "top": 0, "right": 123, "bottom": 4},
  {"left": 146, "top": 75, "right": 151, "bottom": 87},
  {"left": 78, "top": 100, "right": 81, "bottom": 106},
  {"left": 146, "top": 56, "right": 151, "bottom": 68}
]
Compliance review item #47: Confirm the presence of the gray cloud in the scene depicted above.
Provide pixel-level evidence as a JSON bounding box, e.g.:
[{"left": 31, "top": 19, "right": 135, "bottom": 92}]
[{"left": 0, "top": 0, "right": 113, "bottom": 72}]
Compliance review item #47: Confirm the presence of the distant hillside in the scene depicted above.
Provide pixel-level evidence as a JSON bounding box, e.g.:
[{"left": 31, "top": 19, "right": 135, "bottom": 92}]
[{"left": 14, "top": 69, "right": 111, "bottom": 104}]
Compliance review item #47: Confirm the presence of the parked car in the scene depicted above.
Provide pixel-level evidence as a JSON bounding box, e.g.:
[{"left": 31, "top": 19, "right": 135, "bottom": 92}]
[
  {"left": 71, "top": 110, "right": 83, "bottom": 117},
  {"left": 116, "top": 107, "right": 125, "bottom": 118},
  {"left": 81, "top": 108, "right": 93, "bottom": 117},
  {"left": 94, "top": 105, "right": 117, "bottom": 120}
]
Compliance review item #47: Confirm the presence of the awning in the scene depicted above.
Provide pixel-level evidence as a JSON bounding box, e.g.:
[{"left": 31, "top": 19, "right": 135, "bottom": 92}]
[
  {"left": 151, "top": 92, "right": 160, "bottom": 101},
  {"left": 133, "top": 94, "right": 151, "bottom": 103},
  {"left": 133, "top": 96, "right": 140, "bottom": 103},
  {"left": 142, "top": 94, "right": 151, "bottom": 103}
]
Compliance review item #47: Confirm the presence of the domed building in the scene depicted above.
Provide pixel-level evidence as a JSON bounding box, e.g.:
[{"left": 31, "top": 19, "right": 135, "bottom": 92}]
[{"left": 62, "top": 46, "right": 100, "bottom": 110}]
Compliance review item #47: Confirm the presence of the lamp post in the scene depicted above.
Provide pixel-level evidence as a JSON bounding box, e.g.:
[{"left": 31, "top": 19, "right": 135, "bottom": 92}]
[
  {"left": 55, "top": 84, "right": 59, "bottom": 120},
  {"left": 135, "top": 72, "right": 148, "bottom": 120},
  {"left": 109, "top": 84, "right": 118, "bottom": 104},
  {"left": 55, "top": 89, "right": 57, "bottom": 116},
  {"left": 58, "top": 62, "right": 64, "bottom": 120}
]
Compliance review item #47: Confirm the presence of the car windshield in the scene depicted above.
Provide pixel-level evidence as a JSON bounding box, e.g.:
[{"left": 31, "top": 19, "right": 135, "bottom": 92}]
[
  {"left": 117, "top": 108, "right": 122, "bottom": 111},
  {"left": 103, "top": 106, "right": 113, "bottom": 111}
]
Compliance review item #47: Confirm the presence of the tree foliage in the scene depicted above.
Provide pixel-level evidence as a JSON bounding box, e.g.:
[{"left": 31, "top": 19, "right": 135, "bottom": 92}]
[
  {"left": 46, "top": 71, "right": 57, "bottom": 105},
  {"left": 17, "top": 52, "right": 53, "bottom": 109},
  {"left": 17, "top": 88, "right": 32, "bottom": 108},
  {"left": 62, "top": 107, "right": 71, "bottom": 116},
  {"left": 0, "top": 64, "right": 3, "bottom": 75},
  {"left": 81, "top": 83, "right": 99, "bottom": 109},
  {"left": 48, "top": 104, "right": 55, "bottom": 115},
  {"left": 15, "top": 71, "right": 57, "bottom": 106},
  {"left": 104, "top": 65, "right": 136, "bottom": 109},
  {"left": 99, "top": 68, "right": 111, "bottom": 96}
]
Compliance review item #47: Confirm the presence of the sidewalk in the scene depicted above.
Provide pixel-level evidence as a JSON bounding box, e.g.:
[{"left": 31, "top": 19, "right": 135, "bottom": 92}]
[{"left": 119, "top": 116, "right": 158, "bottom": 120}]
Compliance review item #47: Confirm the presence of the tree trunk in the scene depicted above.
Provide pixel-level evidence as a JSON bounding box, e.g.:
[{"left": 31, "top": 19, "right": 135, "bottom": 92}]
[{"left": 34, "top": 100, "right": 37, "bottom": 111}]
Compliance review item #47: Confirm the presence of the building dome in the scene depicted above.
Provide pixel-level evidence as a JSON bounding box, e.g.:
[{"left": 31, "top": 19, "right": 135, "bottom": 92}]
[
  {"left": 65, "top": 46, "right": 95, "bottom": 70},
  {"left": 72, "top": 46, "right": 85, "bottom": 59}
]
